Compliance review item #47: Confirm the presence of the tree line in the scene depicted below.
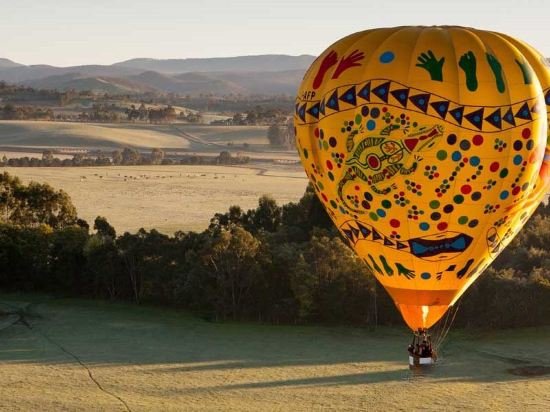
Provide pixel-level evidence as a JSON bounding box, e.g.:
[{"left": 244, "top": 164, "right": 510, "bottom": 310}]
[
  {"left": 1, "top": 171, "right": 549, "bottom": 329},
  {"left": 0, "top": 104, "right": 54, "bottom": 120},
  {"left": 266, "top": 123, "right": 295, "bottom": 148},
  {"left": 1, "top": 149, "right": 250, "bottom": 167},
  {"left": 0, "top": 81, "right": 294, "bottom": 124}
]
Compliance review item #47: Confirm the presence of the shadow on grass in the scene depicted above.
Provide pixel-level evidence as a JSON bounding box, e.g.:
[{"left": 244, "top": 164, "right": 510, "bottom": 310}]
[{"left": 0, "top": 295, "right": 548, "bottom": 387}]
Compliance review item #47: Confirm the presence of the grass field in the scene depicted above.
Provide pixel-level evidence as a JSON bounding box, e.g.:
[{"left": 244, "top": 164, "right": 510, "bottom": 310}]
[
  {"left": 175, "top": 125, "right": 269, "bottom": 145},
  {"left": 4, "top": 165, "right": 308, "bottom": 233},
  {"left": 0, "top": 295, "right": 549, "bottom": 411},
  {"left": 0, "top": 121, "right": 192, "bottom": 150},
  {"left": 0, "top": 150, "right": 74, "bottom": 160},
  {"left": 0, "top": 121, "right": 273, "bottom": 152}
]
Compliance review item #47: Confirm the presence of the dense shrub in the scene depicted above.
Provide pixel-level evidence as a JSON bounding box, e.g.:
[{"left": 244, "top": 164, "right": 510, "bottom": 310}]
[{"left": 1, "top": 170, "right": 550, "bottom": 330}]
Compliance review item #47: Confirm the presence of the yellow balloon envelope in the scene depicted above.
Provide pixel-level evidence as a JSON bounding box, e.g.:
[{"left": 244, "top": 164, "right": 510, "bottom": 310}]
[{"left": 295, "top": 26, "right": 550, "bottom": 331}]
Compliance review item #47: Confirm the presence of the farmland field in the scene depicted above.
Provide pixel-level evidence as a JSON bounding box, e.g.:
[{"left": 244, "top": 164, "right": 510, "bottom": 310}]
[
  {"left": 0, "top": 121, "right": 273, "bottom": 151},
  {"left": 3, "top": 165, "right": 308, "bottom": 233},
  {"left": 0, "top": 121, "right": 191, "bottom": 150},
  {"left": 0, "top": 150, "right": 73, "bottom": 160},
  {"left": 0, "top": 295, "right": 549, "bottom": 411},
  {"left": 174, "top": 125, "right": 270, "bottom": 145}
]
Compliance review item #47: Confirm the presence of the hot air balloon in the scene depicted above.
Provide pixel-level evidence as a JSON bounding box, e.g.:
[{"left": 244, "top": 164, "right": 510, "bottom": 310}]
[{"left": 295, "top": 26, "right": 550, "bottom": 364}]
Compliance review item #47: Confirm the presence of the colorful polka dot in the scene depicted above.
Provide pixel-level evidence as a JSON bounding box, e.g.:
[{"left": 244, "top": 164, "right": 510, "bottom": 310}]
[
  {"left": 419, "top": 222, "right": 430, "bottom": 231},
  {"left": 447, "top": 134, "right": 457, "bottom": 145},
  {"left": 437, "top": 150, "right": 447, "bottom": 160},
  {"left": 472, "top": 135, "right": 484, "bottom": 146},
  {"left": 379, "top": 51, "right": 395, "bottom": 63},
  {"left": 461, "top": 185, "right": 472, "bottom": 194},
  {"left": 421, "top": 272, "right": 431, "bottom": 280},
  {"left": 460, "top": 140, "right": 471, "bottom": 150},
  {"left": 430, "top": 212, "right": 441, "bottom": 221}
]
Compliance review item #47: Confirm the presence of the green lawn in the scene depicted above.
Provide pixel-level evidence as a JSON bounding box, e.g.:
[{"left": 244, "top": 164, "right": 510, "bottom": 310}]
[{"left": 0, "top": 294, "right": 548, "bottom": 411}]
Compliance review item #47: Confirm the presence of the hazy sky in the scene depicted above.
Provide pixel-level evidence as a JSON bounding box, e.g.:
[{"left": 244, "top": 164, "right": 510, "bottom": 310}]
[{"left": 2, "top": 0, "right": 549, "bottom": 66}]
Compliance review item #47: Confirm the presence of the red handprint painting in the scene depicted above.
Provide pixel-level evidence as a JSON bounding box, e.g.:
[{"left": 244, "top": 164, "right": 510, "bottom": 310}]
[
  {"left": 332, "top": 50, "right": 365, "bottom": 79},
  {"left": 312, "top": 49, "right": 364, "bottom": 89},
  {"left": 313, "top": 50, "right": 338, "bottom": 89}
]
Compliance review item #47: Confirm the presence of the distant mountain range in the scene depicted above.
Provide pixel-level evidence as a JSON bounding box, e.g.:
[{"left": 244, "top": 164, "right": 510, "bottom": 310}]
[{"left": 0, "top": 55, "right": 316, "bottom": 96}]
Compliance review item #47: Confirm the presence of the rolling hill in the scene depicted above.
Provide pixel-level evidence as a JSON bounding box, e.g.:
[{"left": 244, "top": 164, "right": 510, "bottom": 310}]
[
  {"left": 0, "top": 58, "right": 23, "bottom": 69},
  {"left": 0, "top": 55, "right": 315, "bottom": 96},
  {"left": 114, "top": 54, "right": 315, "bottom": 73},
  {"left": 27, "top": 73, "right": 157, "bottom": 95},
  {"left": 0, "top": 121, "right": 192, "bottom": 149}
]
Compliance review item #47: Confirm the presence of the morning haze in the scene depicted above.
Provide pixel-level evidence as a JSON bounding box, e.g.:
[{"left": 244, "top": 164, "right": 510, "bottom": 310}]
[{"left": 2, "top": 0, "right": 549, "bottom": 66}]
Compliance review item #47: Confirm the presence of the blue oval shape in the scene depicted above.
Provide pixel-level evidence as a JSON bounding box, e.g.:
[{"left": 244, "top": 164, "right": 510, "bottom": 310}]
[{"left": 379, "top": 51, "right": 395, "bottom": 63}]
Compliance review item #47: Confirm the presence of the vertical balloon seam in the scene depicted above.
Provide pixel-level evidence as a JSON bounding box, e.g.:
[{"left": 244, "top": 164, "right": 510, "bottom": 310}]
[
  {"left": 370, "top": 27, "right": 424, "bottom": 313},
  {"left": 486, "top": 31, "right": 546, "bottom": 240},
  {"left": 494, "top": 32, "right": 550, "bottom": 196},
  {"left": 440, "top": 27, "right": 462, "bottom": 303},
  {"left": 403, "top": 26, "right": 428, "bottom": 315},
  {"left": 475, "top": 30, "right": 516, "bottom": 291},
  {"left": 465, "top": 29, "right": 514, "bottom": 300}
]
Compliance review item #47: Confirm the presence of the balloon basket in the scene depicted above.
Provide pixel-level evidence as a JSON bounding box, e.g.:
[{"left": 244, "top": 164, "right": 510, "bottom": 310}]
[{"left": 408, "top": 354, "right": 436, "bottom": 369}]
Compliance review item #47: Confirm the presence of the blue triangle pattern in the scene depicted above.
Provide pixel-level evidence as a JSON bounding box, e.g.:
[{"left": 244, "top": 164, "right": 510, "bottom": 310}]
[
  {"left": 339, "top": 86, "right": 356, "bottom": 106},
  {"left": 372, "top": 82, "right": 390, "bottom": 103},
  {"left": 465, "top": 108, "right": 484, "bottom": 130},
  {"left": 326, "top": 90, "right": 339, "bottom": 111}
]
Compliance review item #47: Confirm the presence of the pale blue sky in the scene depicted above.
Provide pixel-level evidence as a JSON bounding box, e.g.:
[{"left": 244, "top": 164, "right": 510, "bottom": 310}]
[{"left": 2, "top": 0, "right": 549, "bottom": 66}]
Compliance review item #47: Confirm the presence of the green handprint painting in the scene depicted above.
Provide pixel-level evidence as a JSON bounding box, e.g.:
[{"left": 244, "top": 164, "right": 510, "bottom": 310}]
[
  {"left": 459, "top": 51, "right": 478, "bottom": 92},
  {"left": 487, "top": 53, "right": 506, "bottom": 93},
  {"left": 379, "top": 255, "right": 394, "bottom": 276},
  {"left": 416, "top": 50, "right": 445, "bottom": 81},
  {"left": 515, "top": 58, "right": 533, "bottom": 85}
]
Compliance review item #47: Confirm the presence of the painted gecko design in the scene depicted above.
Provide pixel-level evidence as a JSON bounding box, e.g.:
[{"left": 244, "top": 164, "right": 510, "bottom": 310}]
[{"left": 338, "top": 125, "right": 444, "bottom": 213}]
